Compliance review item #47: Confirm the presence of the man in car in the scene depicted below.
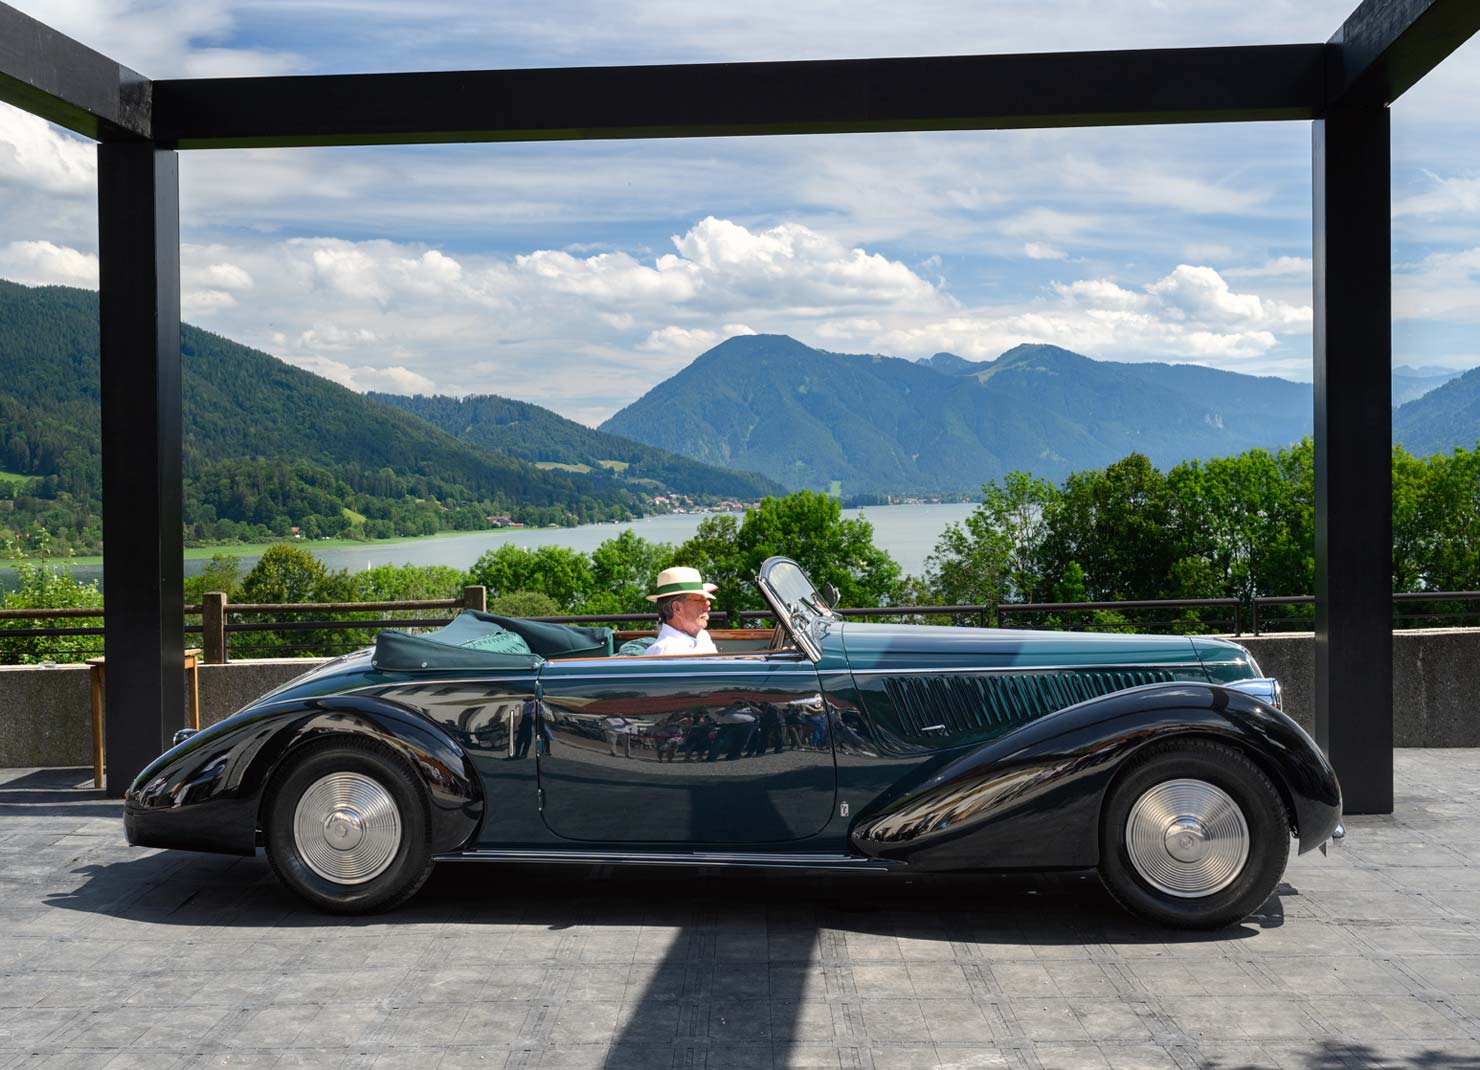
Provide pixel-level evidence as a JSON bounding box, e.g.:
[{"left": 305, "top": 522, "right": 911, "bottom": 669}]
[{"left": 644, "top": 566, "right": 719, "bottom": 655}]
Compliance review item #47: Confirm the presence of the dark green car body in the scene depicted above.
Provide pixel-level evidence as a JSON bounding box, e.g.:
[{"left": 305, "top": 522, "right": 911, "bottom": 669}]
[{"left": 127, "top": 578, "right": 1337, "bottom": 880}]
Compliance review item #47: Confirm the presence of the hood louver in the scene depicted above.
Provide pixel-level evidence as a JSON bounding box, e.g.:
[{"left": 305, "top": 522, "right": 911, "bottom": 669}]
[{"left": 881, "top": 669, "right": 1176, "bottom": 742}]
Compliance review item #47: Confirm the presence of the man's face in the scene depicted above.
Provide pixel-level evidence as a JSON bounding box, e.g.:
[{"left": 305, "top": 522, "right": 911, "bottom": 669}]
[{"left": 671, "top": 594, "right": 711, "bottom": 637}]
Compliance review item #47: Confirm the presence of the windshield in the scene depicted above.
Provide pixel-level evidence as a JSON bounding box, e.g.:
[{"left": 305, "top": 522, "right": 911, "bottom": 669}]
[{"left": 756, "top": 557, "right": 826, "bottom": 661}]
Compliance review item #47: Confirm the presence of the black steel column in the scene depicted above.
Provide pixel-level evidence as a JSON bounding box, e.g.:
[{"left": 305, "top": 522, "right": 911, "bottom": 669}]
[
  {"left": 1312, "top": 101, "right": 1392, "bottom": 814},
  {"left": 98, "top": 141, "right": 183, "bottom": 797}
]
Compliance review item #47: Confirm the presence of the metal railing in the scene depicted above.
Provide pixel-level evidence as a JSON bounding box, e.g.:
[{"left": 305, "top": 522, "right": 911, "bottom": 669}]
[{"left": 7, "top": 590, "right": 1480, "bottom": 664}]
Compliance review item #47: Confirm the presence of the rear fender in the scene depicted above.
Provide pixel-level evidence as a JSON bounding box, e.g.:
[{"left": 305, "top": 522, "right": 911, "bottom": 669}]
[
  {"left": 124, "top": 695, "right": 483, "bottom": 856},
  {"left": 849, "top": 682, "right": 1341, "bottom": 871}
]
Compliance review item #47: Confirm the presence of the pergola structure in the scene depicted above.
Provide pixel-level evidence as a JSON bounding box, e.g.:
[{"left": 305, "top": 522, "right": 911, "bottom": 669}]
[{"left": 1, "top": 1, "right": 1476, "bottom": 811}]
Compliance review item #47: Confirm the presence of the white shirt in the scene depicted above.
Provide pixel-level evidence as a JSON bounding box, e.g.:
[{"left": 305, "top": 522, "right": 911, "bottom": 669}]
[{"left": 644, "top": 623, "right": 718, "bottom": 656}]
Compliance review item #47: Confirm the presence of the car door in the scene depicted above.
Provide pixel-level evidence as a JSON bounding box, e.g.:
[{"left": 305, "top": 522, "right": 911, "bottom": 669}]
[{"left": 536, "top": 652, "right": 836, "bottom": 845}]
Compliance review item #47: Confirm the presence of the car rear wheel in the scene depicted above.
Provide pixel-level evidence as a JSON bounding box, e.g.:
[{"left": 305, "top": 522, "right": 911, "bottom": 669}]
[
  {"left": 1099, "top": 739, "right": 1289, "bottom": 929},
  {"left": 265, "top": 738, "right": 435, "bottom": 914}
]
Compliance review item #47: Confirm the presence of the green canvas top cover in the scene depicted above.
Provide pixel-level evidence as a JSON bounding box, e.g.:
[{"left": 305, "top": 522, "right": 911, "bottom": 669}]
[{"left": 372, "top": 610, "right": 613, "bottom": 672}]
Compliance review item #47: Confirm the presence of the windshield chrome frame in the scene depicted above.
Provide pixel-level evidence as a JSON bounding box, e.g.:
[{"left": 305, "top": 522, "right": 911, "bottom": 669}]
[{"left": 756, "top": 557, "right": 823, "bottom": 663}]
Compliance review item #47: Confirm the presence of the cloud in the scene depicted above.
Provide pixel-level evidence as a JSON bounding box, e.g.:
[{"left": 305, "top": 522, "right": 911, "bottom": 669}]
[
  {"left": 1395, "top": 245, "right": 1480, "bottom": 322},
  {"left": 0, "top": 240, "right": 98, "bottom": 287},
  {"left": 852, "top": 263, "right": 1309, "bottom": 374},
  {"left": 1024, "top": 242, "right": 1067, "bottom": 260},
  {"left": 1224, "top": 256, "right": 1312, "bottom": 279},
  {"left": 1394, "top": 173, "right": 1480, "bottom": 219},
  {"left": 287, "top": 354, "right": 439, "bottom": 395},
  {"left": 639, "top": 323, "right": 757, "bottom": 358},
  {"left": 0, "top": 109, "right": 95, "bottom": 195},
  {"left": 669, "top": 217, "right": 939, "bottom": 307},
  {"left": 6, "top": 1, "right": 299, "bottom": 78},
  {"left": 180, "top": 48, "right": 307, "bottom": 78}
]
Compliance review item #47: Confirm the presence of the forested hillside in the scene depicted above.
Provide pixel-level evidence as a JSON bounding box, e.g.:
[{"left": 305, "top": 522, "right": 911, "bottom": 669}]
[
  {"left": 0, "top": 281, "right": 638, "bottom": 552},
  {"left": 372, "top": 392, "right": 783, "bottom": 500}
]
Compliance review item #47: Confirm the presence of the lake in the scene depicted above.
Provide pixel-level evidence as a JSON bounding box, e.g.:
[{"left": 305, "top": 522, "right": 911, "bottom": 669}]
[{"left": 1, "top": 501, "right": 976, "bottom": 593}]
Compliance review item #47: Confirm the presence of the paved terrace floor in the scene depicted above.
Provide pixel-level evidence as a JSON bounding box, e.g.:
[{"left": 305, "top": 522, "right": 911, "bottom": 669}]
[{"left": 3, "top": 753, "right": 1480, "bottom": 1070}]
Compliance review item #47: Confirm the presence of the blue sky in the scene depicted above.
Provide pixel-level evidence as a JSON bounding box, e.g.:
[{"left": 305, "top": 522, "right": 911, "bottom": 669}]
[{"left": 1, "top": 0, "right": 1477, "bottom": 425}]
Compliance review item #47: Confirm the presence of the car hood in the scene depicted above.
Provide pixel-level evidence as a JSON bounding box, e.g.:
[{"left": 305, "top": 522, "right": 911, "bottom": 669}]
[{"left": 835, "top": 621, "right": 1204, "bottom": 675}]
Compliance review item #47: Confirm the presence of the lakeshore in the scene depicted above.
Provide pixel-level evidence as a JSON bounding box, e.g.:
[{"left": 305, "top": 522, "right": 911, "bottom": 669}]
[{"left": 0, "top": 501, "right": 976, "bottom": 593}]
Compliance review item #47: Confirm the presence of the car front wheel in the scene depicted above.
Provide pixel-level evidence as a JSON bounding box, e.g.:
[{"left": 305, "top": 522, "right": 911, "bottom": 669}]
[
  {"left": 265, "top": 738, "right": 436, "bottom": 914},
  {"left": 1099, "top": 739, "right": 1289, "bottom": 929}
]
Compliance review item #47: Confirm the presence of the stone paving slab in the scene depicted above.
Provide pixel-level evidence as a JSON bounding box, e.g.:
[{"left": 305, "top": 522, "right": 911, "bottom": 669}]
[{"left": 4, "top": 753, "right": 1480, "bottom": 1068}]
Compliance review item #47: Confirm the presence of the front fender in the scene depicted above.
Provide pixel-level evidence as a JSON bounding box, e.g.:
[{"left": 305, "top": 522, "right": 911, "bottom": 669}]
[
  {"left": 849, "top": 682, "right": 1341, "bottom": 871},
  {"left": 124, "top": 695, "right": 484, "bottom": 857}
]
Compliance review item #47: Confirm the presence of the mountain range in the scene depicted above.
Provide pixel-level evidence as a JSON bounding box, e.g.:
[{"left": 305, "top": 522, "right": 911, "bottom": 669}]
[
  {"left": 603, "top": 335, "right": 1480, "bottom": 495},
  {"left": 602, "top": 335, "right": 1318, "bottom": 494},
  {"left": 1392, "top": 365, "right": 1480, "bottom": 455}
]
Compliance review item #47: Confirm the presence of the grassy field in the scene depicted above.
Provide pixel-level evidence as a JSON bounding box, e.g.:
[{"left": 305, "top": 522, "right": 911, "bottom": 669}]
[
  {"left": 596, "top": 459, "right": 630, "bottom": 472},
  {"left": 534, "top": 461, "right": 594, "bottom": 473},
  {"left": 0, "top": 470, "right": 36, "bottom": 488}
]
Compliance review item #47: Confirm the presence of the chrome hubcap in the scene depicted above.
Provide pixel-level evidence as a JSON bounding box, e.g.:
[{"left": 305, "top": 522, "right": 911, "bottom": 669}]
[
  {"left": 293, "top": 772, "right": 401, "bottom": 885},
  {"left": 1125, "top": 778, "right": 1249, "bottom": 898}
]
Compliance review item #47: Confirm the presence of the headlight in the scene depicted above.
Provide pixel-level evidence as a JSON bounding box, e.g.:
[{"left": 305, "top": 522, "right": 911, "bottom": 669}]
[{"left": 1225, "top": 677, "right": 1282, "bottom": 711}]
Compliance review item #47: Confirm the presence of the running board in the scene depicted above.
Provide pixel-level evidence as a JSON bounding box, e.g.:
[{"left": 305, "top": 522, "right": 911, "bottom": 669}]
[{"left": 436, "top": 849, "right": 898, "bottom": 872}]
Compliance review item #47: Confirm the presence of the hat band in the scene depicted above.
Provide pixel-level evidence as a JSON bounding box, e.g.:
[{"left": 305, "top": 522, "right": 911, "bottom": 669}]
[{"left": 654, "top": 580, "right": 709, "bottom": 596}]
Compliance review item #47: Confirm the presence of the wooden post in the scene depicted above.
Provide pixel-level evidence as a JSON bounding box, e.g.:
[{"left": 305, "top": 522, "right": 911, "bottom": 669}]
[
  {"left": 463, "top": 585, "right": 487, "bottom": 612},
  {"left": 202, "top": 592, "right": 227, "bottom": 664}
]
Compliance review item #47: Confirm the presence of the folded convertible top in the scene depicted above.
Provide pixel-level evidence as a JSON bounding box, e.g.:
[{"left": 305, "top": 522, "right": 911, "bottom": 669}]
[{"left": 372, "top": 610, "right": 613, "bottom": 672}]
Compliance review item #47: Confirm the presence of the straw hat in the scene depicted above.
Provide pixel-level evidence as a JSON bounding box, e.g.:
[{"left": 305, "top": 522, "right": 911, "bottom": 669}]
[{"left": 646, "top": 566, "right": 719, "bottom": 603}]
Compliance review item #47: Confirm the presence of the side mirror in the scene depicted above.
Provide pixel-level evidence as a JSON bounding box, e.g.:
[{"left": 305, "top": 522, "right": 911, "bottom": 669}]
[{"left": 821, "top": 583, "right": 841, "bottom": 609}]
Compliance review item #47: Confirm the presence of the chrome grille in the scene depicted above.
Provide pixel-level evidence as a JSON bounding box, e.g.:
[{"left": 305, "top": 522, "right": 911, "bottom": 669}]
[{"left": 881, "top": 669, "right": 1175, "bottom": 740}]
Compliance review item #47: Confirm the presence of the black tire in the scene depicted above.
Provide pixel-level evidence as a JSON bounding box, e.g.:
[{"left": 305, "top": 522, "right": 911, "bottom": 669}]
[
  {"left": 1099, "top": 739, "right": 1289, "bottom": 929},
  {"left": 264, "top": 737, "right": 435, "bottom": 914}
]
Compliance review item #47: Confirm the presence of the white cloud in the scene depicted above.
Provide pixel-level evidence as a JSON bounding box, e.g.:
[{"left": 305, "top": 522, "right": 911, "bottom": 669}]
[
  {"left": 855, "top": 263, "right": 1309, "bottom": 374},
  {"left": 199, "top": 262, "right": 255, "bottom": 290},
  {"left": 180, "top": 48, "right": 307, "bottom": 78},
  {"left": 183, "top": 289, "right": 237, "bottom": 314},
  {"left": 1396, "top": 171, "right": 1480, "bottom": 219},
  {"left": 5, "top": 1, "right": 299, "bottom": 78},
  {"left": 1225, "top": 256, "right": 1312, "bottom": 279},
  {"left": 1395, "top": 245, "right": 1480, "bottom": 322},
  {"left": 1024, "top": 242, "right": 1067, "bottom": 260},
  {"left": 0, "top": 109, "right": 95, "bottom": 195},
  {"left": 639, "top": 323, "right": 757, "bottom": 358},
  {"left": 288, "top": 354, "right": 438, "bottom": 395},
  {"left": 0, "top": 240, "right": 98, "bottom": 287}
]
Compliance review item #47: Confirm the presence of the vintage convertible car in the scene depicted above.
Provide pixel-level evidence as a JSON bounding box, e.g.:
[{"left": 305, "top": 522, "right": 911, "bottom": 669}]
[{"left": 126, "top": 557, "right": 1342, "bottom": 928}]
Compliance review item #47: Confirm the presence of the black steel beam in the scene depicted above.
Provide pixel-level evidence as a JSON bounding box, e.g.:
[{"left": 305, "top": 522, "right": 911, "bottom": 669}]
[
  {"left": 1312, "top": 102, "right": 1393, "bottom": 815},
  {"left": 0, "top": 2, "right": 149, "bottom": 140},
  {"left": 1331, "top": 0, "right": 1480, "bottom": 105},
  {"left": 98, "top": 142, "right": 183, "bottom": 797},
  {"left": 152, "top": 44, "right": 1326, "bottom": 149}
]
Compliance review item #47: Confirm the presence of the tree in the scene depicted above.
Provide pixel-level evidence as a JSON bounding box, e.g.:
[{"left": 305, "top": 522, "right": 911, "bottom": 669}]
[
  {"left": 489, "top": 590, "right": 561, "bottom": 617},
  {"left": 184, "top": 554, "right": 244, "bottom": 604},
  {"left": 671, "top": 492, "right": 903, "bottom": 613},
  {"left": 926, "top": 472, "right": 1059, "bottom": 610},
  {"left": 584, "top": 531, "right": 675, "bottom": 615},
  {"left": 466, "top": 544, "right": 594, "bottom": 612},
  {"left": 0, "top": 528, "right": 102, "bottom": 664}
]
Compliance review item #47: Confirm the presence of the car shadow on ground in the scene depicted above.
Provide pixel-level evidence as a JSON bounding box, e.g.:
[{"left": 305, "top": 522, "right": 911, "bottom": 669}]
[{"left": 43, "top": 847, "right": 1281, "bottom": 941}]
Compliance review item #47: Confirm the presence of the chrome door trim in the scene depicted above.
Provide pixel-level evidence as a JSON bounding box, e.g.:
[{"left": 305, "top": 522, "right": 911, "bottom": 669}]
[
  {"left": 848, "top": 663, "right": 1207, "bottom": 676},
  {"left": 436, "top": 849, "right": 897, "bottom": 871}
]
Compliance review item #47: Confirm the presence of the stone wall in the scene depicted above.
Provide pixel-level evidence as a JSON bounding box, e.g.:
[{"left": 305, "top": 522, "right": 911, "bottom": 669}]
[{"left": 5, "top": 628, "right": 1480, "bottom": 769}]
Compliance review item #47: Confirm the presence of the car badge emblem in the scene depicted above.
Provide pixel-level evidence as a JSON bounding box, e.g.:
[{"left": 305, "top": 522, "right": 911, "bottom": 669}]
[{"left": 839, "top": 802, "right": 849, "bottom": 818}]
